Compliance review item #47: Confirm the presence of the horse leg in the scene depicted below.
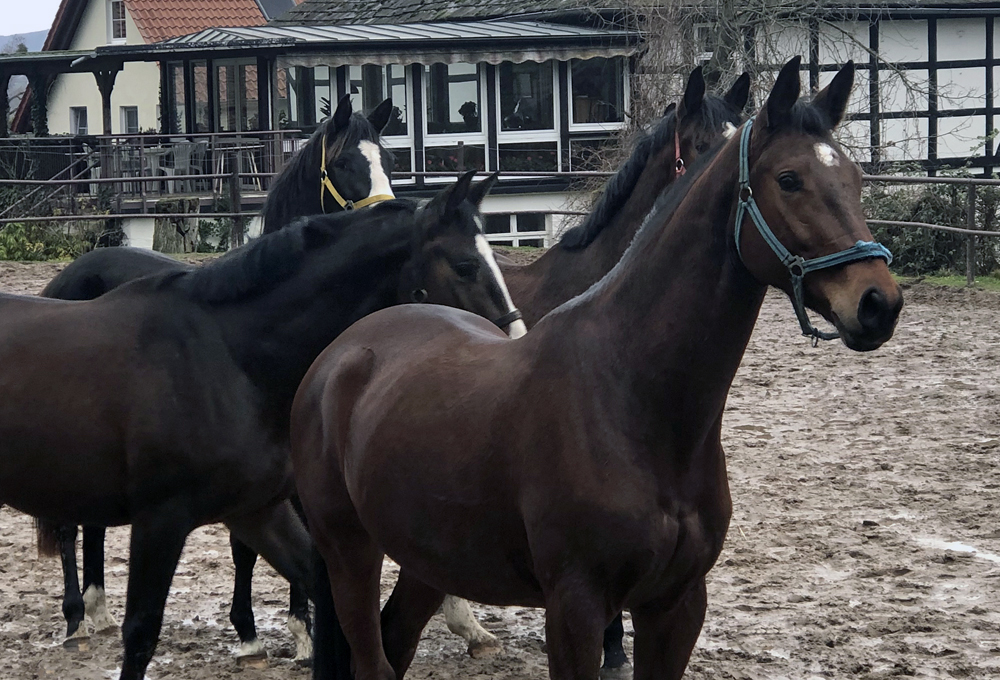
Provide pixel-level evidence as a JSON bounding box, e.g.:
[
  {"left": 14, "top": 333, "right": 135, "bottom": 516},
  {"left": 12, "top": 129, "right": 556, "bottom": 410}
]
[
  {"left": 311, "top": 545, "right": 352, "bottom": 680},
  {"left": 288, "top": 497, "right": 314, "bottom": 663},
  {"left": 600, "top": 613, "right": 631, "bottom": 679},
  {"left": 119, "top": 514, "right": 190, "bottom": 680},
  {"left": 442, "top": 596, "right": 501, "bottom": 658},
  {"left": 56, "top": 525, "right": 88, "bottom": 647},
  {"left": 229, "top": 535, "right": 266, "bottom": 662},
  {"left": 224, "top": 500, "right": 312, "bottom": 601},
  {"left": 630, "top": 579, "right": 707, "bottom": 680},
  {"left": 82, "top": 526, "right": 119, "bottom": 634},
  {"left": 542, "top": 580, "right": 609, "bottom": 680},
  {"left": 380, "top": 568, "right": 447, "bottom": 678}
]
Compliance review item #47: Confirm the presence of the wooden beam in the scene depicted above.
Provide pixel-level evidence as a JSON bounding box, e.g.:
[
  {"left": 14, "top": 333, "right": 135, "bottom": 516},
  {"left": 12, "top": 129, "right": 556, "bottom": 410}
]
[{"left": 0, "top": 69, "right": 9, "bottom": 139}]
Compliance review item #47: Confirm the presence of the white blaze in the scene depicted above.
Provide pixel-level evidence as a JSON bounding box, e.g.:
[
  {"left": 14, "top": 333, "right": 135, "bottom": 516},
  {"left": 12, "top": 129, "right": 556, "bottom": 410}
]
[
  {"left": 358, "top": 140, "right": 395, "bottom": 199},
  {"left": 814, "top": 142, "right": 840, "bottom": 167},
  {"left": 722, "top": 122, "right": 738, "bottom": 139},
  {"left": 475, "top": 233, "right": 527, "bottom": 339}
]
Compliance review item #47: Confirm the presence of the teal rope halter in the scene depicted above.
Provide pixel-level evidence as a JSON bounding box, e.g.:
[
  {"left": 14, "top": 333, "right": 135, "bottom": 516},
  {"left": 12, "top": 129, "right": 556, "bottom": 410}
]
[{"left": 734, "top": 117, "right": 893, "bottom": 343}]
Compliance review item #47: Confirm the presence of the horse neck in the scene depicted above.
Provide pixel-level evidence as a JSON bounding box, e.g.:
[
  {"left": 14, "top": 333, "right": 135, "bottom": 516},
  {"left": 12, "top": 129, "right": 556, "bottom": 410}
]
[
  {"left": 564, "top": 140, "right": 767, "bottom": 455},
  {"left": 263, "top": 155, "right": 323, "bottom": 234},
  {"left": 510, "top": 151, "right": 677, "bottom": 325},
  {"left": 217, "top": 261, "right": 400, "bottom": 428}
]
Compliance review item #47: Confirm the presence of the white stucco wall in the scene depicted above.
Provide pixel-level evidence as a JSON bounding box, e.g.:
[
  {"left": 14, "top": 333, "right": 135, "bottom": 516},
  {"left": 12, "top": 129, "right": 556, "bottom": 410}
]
[
  {"left": 46, "top": 0, "right": 160, "bottom": 135},
  {"left": 481, "top": 191, "right": 584, "bottom": 246}
]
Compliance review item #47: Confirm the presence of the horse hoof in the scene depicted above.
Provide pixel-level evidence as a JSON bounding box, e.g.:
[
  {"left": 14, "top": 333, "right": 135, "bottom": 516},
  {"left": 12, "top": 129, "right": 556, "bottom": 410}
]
[
  {"left": 91, "top": 620, "right": 119, "bottom": 635},
  {"left": 467, "top": 639, "right": 502, "bottom": 659},
  {"left": 600, "top": 663, "right": 634, "bottom": 680},
  {"left": 62, "top": 635, "right": 91, "bottom": 652},
  {"left": 236, "top": 653, "right": 269, "bottom": 669}
]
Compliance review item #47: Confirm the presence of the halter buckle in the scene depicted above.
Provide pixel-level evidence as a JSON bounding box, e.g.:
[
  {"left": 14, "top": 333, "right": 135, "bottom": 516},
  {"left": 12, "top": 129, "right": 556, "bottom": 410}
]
[
  {"left": 739, "top": 184, "right": 753, "bottom": 203},
  {"left": 675, "top": 158, "right": 685, "bottom": 174}
]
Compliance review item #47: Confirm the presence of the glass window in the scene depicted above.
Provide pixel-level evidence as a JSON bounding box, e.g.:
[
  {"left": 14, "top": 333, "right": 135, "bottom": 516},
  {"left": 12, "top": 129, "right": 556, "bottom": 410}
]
[
  {"left": 315, "top": 66, "right": 332, "bottom": 121},
  {"left": 167, "top": 62, "right": 185, "bottom": 134},
  {"left": 349, "top": 65, "right": 408, "bottom": 136},
  {"left": 109, "top": 0, "right": 126, "bottom": 42},
  {"left": 499, "top": 61, "right": 554, "bottom": 131},
  {"left": 484, "top": 214, "right": 513, "bottom": 234},
  {"left": 516, "top": 213, "right": 546, "bottom": 233},
  {"left": 193, "top": 62, "right": 209, "bottom": 133},
  {"left": 218, "top": 63, "right": 259, "bottom": 132},
  {"left": 120, "top": 106, "right": 139, "bottom": 134},
  {"left": 391, "top": 148, "right": 412, "bottom": 174},
  {"left": 70, "top": 107, "right": 88, "bottom": 136},
  {"left": 425, "top": 144, "right": 486, "bottom": 173},
  {"left": 571, "top": 57, "right": 625, "bottom": 125},
  {"left": 499, "top": 142, "right": 558, "bottom": 172},
  {"left": 426, "top": 63, "right": 482, "bottom": 134}
]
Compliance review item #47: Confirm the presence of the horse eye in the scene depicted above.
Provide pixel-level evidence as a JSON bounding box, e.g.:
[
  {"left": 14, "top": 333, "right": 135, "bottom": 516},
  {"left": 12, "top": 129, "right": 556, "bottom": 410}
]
[
  {"left": 333, "top": 158, "right": 350, "bottom": 170},
  {"left": 778, "top": 172, "right": 802, "bottom": 192},
  {"left": 695, "top": 142, "right": 709, "bottom": 154},
  {"left": 453, "top": 261, "right": 479, "bottom": 281}
]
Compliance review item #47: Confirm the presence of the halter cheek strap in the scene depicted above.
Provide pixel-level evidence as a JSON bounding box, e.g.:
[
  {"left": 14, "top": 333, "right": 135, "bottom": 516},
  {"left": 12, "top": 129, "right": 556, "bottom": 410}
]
[
  {"left": 674, "top": 128, "right": 686, "bottom": 177},
  {"left": 319, "top": 133, "right": 395, "bottom": 213},
  {"left": 734, "top": 116, "right": 893, "bottom": 343}
]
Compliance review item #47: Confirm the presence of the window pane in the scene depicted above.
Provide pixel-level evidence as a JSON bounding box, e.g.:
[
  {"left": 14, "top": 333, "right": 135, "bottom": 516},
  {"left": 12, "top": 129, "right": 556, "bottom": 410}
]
[
  {"left": 218, "top": 64, "right": 236, "bottom": 132},
  {"left": 424, "top": 145, "right": 485, "bottom": 172},
  {"left": 349, "top": 64, "right": 408, "bottom": 136},
  {"left": 71, "top": 108, "right": 88, "bottom": 135},
  {"left": 168, "top": 63, "right": 185, "bottom": 134},
  {"left": 572, "top": 57, "right": 625, "bottom": 124},
  {"left": 517, "top": 238, "right": 543, "bottom": 248},
  {"left": 112, "top": 1, "right": 126, "bottom": 40},
  {"left": 391, "top": 148, "right": 412, "bottom": 174},
  {"left": 484, "top": 214, "right": 512, "bottom": 234},
  {"left": 516, "top": 213, "right": 545, "bottom": 233},
  {"left": 241, "top": 64, "right": 259, "bottom": 131},
  {"left": 499, "top": 61, "right": 554, "bottom": 131},
  {"left": 499, "top": 142, "right": 558, "bottom": 172},
  {"left": 426, "top": 63, "right": 481, "bottom": 134},
  {"left": 315, "top": 65, "right": 332, "bottom": 122},
  {"left": 193, "top": 62, "right": 209, "bottom": 132}
]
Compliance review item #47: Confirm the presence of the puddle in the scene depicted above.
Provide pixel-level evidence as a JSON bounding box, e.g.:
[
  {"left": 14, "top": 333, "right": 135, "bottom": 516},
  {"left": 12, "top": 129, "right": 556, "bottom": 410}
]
[{"left": 915, "top": 537, "right": 1000, "bottom": 564}]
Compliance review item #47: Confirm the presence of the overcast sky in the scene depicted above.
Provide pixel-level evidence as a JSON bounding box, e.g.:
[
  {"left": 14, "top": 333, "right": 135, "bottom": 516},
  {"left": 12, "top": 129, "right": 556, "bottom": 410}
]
[{"left": 5, "top": 1, "right": 63, "bottom": 36}]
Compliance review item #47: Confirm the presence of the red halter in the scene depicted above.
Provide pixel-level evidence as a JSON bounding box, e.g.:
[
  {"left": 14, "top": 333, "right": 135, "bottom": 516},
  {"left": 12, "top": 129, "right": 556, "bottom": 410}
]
[{"left": 674, "top": 129, "right": 686, "bottom": 177}]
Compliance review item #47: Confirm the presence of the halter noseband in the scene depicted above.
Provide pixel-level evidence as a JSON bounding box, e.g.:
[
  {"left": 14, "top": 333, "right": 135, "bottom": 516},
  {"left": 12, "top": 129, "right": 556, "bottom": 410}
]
[
  {"left": 320, "top": 133, "right": 395, "bottom": 213},
  {"left": 492, "top": 308, "right": 523, "bottom": 331},
  {"left": 734, "top": 116, "right": 893, "bottom": 343}
]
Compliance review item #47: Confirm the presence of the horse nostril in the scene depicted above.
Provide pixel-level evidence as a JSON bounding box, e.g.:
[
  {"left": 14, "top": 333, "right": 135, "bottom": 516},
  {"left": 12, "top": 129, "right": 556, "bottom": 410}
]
[{"left": 857, "top": 287, "right": 892, "bottom": 334}]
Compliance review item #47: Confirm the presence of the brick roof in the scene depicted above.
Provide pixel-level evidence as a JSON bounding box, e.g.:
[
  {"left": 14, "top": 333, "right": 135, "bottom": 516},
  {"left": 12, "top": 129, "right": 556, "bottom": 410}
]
[
  {"left": 125, "top": 0, "right": 267, "bottom": 43},
  {"left": 270, "top": 0, "right": 604, "bottom": 26}
]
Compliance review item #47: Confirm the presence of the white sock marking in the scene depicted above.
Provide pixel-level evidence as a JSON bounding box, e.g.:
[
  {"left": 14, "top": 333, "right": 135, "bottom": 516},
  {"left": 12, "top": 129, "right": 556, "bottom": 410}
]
[
  {"left": 287, "top": 615, "right": 313, "bottom": 661},
  {"left": 475, "top": 233, "right": 527, "bottom": 339},
  {"left": 443, "top": 595, "right": 498, "bottom": 646},
  {"left": 814, "top": 142, "right": 840, "bottom": 167},
  {"left": 83, "top": 585, "right": 119, "bottom": 633},
  {"left": 237, "top": 638, "right": 266, "bottom": 658},
  {"left": 358, "top": 140, "right": 394, "bottom": 200}
]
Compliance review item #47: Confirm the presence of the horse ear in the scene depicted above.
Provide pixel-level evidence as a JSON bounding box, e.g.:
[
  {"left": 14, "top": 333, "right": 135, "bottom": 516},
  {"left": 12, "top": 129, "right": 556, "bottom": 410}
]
[
  {"left": 368, "top": 98, "right": 393, "bottom": 133},
  {"left": 332, "top": 94, "right": 352, "bottom": 132},
  {"left": 725, "top": 72, "right": 751, "bottom": 112},
  {"left": 467, "top": 172, "right": 498, "bottom": 208},
  {"left": 763, "top": 56, "right": 802, "bottom": 131},
  {"left": 445, "top": 170, "right": 477, "bottom": 214},
  {"left": 812, "top": 61, "right": 855, "bottom": 128},
  {"left": 663, "top": 102, "right": 676, "bottom": 118},
  {"left": 677, "top": 66, "right": 705, "bottom": 120}
]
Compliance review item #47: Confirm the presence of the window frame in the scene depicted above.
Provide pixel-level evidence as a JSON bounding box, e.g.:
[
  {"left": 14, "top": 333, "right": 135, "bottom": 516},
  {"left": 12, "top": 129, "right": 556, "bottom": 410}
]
[
  {"left": 120, "top": 105, "right": 139, "bottom": 135},
  {"left": 495, "top": 61, "right": 561, "bottom": 173},
  {"left": 70, "top": 107, "right": 88, "bottom": 136},
  {"left": 422, "top": 63, "right": 490, "bottom": 181},
  {"left": 107, "top": 0, "right": 127, "bottom": 44},
  {"left": 348, "top": 64, "right": 416, "bottom": 185},
  {"left": 482, "top": 213, "right": 551, "bottom": 248},
  {"left": 567, "top": 57, "right": 629, "bottom": 133}
]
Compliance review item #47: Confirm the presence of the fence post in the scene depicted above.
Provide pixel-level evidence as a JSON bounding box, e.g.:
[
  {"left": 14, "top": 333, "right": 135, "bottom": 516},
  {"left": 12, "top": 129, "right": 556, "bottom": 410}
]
[
  {"left": 966, "top": 183, "right": 977, "bottom": 286},
  {"left": 229, "top": 152, "right": 244, "bottom": 249}
]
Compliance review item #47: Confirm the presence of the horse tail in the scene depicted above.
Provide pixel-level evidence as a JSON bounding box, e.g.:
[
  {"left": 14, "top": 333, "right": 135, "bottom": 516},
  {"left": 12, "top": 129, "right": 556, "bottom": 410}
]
[{"left": 35, "top": 518, "right": 62, "bottom": 558}]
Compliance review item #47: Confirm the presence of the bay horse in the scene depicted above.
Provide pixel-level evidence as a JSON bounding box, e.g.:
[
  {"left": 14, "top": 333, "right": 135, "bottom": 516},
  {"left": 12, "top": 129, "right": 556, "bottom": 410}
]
[
  {"left": 291, "top": 58, "right": 903, "bottom": 680},
  {"left": 497, "top": 67, "right": 749, "bottom": 677},
  {"left": 34, "top": 93, "right": 399, "bottom": 661},
  {"left": 1, "top": 172, "right": 522, "bottom": 680}
]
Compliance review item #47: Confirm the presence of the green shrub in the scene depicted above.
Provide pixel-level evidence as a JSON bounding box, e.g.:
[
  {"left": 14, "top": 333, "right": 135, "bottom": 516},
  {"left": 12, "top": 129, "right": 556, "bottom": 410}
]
[{"left": 0, "top": 223, "right": 88, "bottom": 261}]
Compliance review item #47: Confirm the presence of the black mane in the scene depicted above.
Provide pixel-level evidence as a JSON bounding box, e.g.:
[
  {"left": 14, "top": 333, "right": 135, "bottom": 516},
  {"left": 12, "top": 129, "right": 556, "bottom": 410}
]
[
  {"left": 174, "top": 200, "right": 416, "bottom": 304},
  {"left": 559, "top": 93, "right": 742, "bottom": 251},
  {"left": 259, "top": 113, "right": 387, "bottom": 234}
]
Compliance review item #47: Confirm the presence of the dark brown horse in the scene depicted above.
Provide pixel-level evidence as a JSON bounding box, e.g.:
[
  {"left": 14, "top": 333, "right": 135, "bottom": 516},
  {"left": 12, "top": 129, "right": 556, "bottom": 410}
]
[
  {"left": 502, "top": 67, "right": 750, "bottom": 329},
  {"left": 496, "top": 67, "right": 750, "bottom": 676},
  {"left": 0, "top": 172, "right": 521, "bottom": 680},
  {"left": 291, "top": 58, "right": 902, "bottom": 680}
]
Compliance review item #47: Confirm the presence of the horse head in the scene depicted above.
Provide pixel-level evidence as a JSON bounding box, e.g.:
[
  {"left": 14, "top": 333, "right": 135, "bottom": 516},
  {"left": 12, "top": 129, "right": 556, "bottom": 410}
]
[
  {"left": 735, "top": 57, "right": 902, "bottom": 351},
  {"left": 401, "top": 171, "right": 527, "bottom": 339},
  {"left": 673, "top": 66, "right": 751, "bottom": 176}
]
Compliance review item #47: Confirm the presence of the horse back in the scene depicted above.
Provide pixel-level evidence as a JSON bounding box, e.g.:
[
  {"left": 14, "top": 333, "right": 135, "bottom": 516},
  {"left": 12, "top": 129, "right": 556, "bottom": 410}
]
[{"left": 41, "top": 248, "right": 186, "bottom": 301}]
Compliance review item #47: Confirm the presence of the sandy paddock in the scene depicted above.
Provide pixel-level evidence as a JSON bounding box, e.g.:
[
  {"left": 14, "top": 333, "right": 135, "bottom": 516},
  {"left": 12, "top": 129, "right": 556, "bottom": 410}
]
[{"left": 0, "top": 258, "right": 998, "bottom": 680}]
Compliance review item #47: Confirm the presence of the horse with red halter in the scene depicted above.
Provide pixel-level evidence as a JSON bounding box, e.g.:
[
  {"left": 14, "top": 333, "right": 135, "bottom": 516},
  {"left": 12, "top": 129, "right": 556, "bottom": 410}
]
[
  {"left": 291, "top": 58, "right": 902, "bottom": 680},
  {"left": 33, "top": 93, "right": 399, "bottom": 662},
  {"left": 497, "top": 65, "right": 750, "bottom": 677},
  {"left": 0, "top": 172, "right": 523, "bottom": 680}
]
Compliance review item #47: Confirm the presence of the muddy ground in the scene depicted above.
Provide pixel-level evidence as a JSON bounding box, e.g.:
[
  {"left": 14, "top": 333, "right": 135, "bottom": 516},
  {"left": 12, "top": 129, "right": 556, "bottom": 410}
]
[{"left": 0, "top": 259, "right": 999, "bottom": 680}]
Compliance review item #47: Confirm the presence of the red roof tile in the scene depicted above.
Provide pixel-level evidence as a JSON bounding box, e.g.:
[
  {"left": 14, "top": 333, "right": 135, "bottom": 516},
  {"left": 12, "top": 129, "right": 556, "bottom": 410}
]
[{"left": 124, "top": 0, "right": 266, "bottom": 44}]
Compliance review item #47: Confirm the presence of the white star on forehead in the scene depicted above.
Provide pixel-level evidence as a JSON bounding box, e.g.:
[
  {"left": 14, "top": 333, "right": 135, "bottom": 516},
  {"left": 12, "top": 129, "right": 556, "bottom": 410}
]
[
  {"left": 722, "top": 122, "right": 737, "bottom": 139},
  {"left": 814, "top": 143, "right": 840, "bottom": 167}
]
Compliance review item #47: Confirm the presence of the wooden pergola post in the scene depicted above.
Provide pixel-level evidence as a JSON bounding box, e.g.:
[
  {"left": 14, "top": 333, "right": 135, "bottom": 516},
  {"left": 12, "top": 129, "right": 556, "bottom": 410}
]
[
  {"left": 28, "top": 73, "right": 49, "bottom": 137},
  {"left": 0, "top": 68, "right": 9, "bottom": 139},
  {"left": 94, "top": 68, "right": 120, "bottom": 178}
]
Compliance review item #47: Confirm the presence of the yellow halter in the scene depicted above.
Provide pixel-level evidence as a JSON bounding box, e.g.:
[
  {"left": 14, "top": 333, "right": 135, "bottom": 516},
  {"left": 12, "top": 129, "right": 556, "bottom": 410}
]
[{"left": 319, "top": 133, "right": 395, "bottom": 212}]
